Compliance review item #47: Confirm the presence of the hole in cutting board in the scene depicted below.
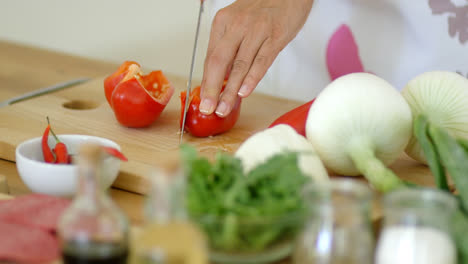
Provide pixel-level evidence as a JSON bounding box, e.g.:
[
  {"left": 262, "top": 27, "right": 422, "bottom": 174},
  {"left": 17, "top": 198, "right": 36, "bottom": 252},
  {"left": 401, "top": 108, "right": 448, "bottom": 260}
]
[{"left": 62, "top": 100, "right": 99, "bottom": 110}]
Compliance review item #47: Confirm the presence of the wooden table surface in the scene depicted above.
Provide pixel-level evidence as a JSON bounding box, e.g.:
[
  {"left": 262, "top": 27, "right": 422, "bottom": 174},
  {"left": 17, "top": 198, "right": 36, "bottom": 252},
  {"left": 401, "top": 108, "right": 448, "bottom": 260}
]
[
  {"left": 0, "top": 40, "right": 437, "bottom": 264},
  {"left": 0, "top": 40, "right": 145, "bottom": 224}
]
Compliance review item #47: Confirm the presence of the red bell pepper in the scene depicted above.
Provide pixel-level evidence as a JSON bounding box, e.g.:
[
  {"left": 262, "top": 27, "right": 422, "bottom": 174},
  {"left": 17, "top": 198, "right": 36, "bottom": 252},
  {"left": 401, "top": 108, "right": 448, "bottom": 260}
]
[
  {"left": 104, "top": 61, "right": 140, "bottom": 106},
  {"left": 180, "top": 85, "right": 241, "bottom": 137},
  {"left": 268, "top": 99, "right": 315, "bottom": 137},
  {"left": 104, "top": 62, "right": 174, "bottom": 128}
]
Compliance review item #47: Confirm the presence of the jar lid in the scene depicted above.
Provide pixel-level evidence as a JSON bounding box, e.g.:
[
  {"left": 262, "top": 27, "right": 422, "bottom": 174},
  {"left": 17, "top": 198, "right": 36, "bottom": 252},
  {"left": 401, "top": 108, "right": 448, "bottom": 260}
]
[{"left": 383, "top": 188, "right": 458, "bottom": 213}]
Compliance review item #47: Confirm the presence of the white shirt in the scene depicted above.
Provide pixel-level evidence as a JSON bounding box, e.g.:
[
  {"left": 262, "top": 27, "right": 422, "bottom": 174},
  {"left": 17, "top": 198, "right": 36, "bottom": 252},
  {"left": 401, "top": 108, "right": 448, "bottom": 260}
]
[{"left": 207, "top": 0, "right": 468, "bottom": 102}]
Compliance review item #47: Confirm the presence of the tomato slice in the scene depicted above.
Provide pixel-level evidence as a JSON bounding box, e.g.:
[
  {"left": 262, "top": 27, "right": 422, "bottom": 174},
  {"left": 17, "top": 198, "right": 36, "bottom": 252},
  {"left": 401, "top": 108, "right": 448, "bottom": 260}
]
[
  {"left": 180, "top": 84, "right": 241, "bottom": 137},
  {"left": 105, "top": 61, "right": 174, "bottom": 128},
  {"left": 104, "top": 61, "right": 141, "bottom": 106}
]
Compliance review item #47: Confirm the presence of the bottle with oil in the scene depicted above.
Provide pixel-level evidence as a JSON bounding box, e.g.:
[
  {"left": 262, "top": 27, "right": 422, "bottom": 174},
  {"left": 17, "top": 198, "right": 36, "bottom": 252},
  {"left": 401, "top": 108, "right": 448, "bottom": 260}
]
[
  {"left": 58, "top": 144, "right": 130, "bottom": 264},
  {"left": 130, "top": 166, "right": 208, "bottom": 264}
]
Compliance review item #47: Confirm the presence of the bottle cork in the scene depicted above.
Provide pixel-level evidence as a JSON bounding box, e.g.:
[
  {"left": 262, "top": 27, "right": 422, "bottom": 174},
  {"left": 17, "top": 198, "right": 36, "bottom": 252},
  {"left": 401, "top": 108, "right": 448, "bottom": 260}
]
[{"left": 78, "top": 143, "right": 104, "bottom": 165}]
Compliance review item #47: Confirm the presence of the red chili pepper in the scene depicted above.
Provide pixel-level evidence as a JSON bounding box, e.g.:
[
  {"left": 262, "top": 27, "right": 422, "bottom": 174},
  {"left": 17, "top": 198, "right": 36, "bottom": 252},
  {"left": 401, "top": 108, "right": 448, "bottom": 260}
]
[
  {"left": 42, "top": 124, "right": 55, "bottom": 163},
  {"left": 102, "top": 146, "right": 128, "bottom": 162},
  {"left": 53, "top": 142, "right": 69, "bottom": 164},
  {"left": 268, "top": 98, "right": 315, "bottom": 137},
  {"left": 47, "top": 117, "right": 70, "bottom": 164}
]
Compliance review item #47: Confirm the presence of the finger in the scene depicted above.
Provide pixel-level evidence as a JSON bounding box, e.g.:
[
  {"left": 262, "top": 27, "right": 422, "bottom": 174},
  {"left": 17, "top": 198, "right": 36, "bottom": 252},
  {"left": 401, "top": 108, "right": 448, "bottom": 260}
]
[
  {"left": 200, "top": 29, "right": 243, "bottom": 115},
  {"left": 239, "top": 38, "right": 280, "bottom": 98},
  {"left": 200, "top": 9, "right": 227, "bottom": 94},
  {"left": 215, "top": 32, "right": 268, "bottom": 117},
  {"left": 205, "top": 9, "right": 228, "bottom": 63}
]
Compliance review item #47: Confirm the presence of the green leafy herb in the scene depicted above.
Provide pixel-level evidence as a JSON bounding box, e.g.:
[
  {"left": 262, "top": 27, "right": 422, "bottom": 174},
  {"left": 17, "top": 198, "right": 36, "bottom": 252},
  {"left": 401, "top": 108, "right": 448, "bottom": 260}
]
[{"left": 181, "top": 144, "right": 310, "bottom": 252}]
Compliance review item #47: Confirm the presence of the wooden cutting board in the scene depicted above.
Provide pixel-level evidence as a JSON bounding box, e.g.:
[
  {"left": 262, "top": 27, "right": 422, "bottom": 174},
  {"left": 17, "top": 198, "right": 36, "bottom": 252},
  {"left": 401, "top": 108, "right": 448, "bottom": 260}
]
[{"left": 0, "top": 74, "right": 302, "bottom": 194}]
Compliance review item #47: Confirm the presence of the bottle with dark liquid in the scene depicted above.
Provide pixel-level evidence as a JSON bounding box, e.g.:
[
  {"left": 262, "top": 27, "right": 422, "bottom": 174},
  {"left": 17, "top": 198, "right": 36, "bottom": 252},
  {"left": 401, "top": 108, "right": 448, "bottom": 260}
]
[{"left": 58, "top": 144, "right": 130, "bottom": 264}]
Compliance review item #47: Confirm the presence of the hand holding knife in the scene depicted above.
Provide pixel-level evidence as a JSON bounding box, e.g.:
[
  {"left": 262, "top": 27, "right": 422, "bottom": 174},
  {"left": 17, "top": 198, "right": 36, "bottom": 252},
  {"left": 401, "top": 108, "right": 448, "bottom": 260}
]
[{"left": 180, "top": 0, "right": 205, "bottom": 143}]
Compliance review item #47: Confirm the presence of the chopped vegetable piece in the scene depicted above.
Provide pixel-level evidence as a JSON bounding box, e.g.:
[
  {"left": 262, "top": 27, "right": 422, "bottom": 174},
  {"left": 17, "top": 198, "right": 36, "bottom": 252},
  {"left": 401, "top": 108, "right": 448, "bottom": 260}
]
[
  {"left": 180, "top": 84, "right": 241, "bottom": 137},
  {"left": 105, "top": 62, "right": 174, "bottom": 128}
]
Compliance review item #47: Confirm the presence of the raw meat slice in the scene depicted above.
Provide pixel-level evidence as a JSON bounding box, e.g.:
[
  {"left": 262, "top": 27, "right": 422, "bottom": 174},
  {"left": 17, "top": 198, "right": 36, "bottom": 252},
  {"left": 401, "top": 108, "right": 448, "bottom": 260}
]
[
  {"left": 0, "top": 221, "right": 59, "bottom": 264},
  {"left": 0, "top": 193, "right": 70, "bottom": 232}
]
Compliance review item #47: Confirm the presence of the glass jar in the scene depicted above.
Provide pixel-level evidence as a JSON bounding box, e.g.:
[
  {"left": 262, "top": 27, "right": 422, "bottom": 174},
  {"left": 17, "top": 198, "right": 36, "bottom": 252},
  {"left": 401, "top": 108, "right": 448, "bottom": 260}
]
[
  {"left": 292, "top": 178, "right": 374, "bottom": 264},
  {"left": 375, "top": 187, "right": 458, "bottom": 264},
  {"left": 130, "top": 167, "right": 208, "bottom": 264},
  {"left": 58, "top": 144, "right": 130, "bottom": 264}
]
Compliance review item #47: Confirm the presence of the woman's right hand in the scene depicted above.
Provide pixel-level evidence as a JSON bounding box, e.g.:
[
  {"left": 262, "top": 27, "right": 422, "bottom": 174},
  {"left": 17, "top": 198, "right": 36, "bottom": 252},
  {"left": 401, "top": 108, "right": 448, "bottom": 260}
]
[{"left": 199, "top": 0, "right": 314, "bottom": 117}]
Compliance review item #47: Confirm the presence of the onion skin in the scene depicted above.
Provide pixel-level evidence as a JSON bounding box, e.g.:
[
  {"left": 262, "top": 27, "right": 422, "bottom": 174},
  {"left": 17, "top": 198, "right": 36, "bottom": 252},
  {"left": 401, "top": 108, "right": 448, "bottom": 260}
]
[{"left": 402, "top": 71, "right": 468, "bottom": 164}]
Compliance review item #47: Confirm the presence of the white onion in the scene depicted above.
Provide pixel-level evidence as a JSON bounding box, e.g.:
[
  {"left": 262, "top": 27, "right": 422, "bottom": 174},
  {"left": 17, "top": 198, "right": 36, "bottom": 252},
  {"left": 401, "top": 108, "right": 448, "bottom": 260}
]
[
  {"left": 402, "top": 71, "right": 468, "bottom": 163},
  {"left": 306, "top": 73, "right": 412, "bottom": 192}
]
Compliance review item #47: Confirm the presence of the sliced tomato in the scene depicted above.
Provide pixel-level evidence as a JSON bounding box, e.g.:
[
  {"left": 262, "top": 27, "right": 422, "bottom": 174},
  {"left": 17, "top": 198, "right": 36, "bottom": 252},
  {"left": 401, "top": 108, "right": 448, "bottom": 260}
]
[
  {"left": 268, "top": 99, "right": 315, "bottom": 137},
  {"left": 104, "top": 61, "right": 140, "bottom": 106},
  {"left": 105, "top": 61, "right": 174, "bottom": 128},
  {"left": 180, "top": 84, "right": 241, "bottom": 137}
]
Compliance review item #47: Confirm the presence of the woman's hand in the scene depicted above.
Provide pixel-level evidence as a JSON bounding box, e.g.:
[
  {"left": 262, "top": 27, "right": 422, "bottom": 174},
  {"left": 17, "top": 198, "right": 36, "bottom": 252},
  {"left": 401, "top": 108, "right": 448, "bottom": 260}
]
[{"left": 200, "top": 0, "right": 314, "bottom": 117}]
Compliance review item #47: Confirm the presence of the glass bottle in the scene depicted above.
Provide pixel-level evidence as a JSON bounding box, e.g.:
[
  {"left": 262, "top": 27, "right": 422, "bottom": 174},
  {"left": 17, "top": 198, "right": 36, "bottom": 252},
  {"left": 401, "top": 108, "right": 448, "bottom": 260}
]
[
  {"left": 292, "top": 179, "right": 374, "bottom": 264},
  {"left": 58, "top": 144, "right": 129, "bottom": 264},
  {"left": 375, "top": 188, "right": 458, "bottom": 264},
  {"left": 130, "top": 166, "right": 208, "bottom": 264}
]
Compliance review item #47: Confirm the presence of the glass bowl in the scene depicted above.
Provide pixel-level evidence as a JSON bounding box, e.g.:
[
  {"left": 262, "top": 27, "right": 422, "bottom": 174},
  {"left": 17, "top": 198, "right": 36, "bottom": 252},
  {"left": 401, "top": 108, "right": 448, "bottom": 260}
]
[{"left": 190, "top": 212, "right": 307, "bottom": 264}]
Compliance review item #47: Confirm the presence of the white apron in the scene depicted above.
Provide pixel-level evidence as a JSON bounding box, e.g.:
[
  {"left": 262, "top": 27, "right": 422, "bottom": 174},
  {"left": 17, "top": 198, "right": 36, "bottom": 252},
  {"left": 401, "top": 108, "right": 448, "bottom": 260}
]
[{"left": 207, "top": 0, "right": 468, "bottom": 101}]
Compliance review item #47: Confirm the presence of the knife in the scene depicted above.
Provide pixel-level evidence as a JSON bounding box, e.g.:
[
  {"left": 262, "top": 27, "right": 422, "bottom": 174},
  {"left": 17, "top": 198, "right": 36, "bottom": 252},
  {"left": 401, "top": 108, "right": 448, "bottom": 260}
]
[
  {"left": 0, "top": 77, "right": 90, "bottom": 108},
  {"left": 180, "top": 0, "right": 205, "bottom": 143}
]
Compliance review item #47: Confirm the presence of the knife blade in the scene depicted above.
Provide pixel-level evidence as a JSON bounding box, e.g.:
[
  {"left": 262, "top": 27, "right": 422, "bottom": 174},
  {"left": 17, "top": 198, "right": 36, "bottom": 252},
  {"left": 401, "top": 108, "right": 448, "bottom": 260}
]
[
  {"left": 180, "top": 0, "right": 205, "bottom": 143},
  {"left": 0, "top": 77, "right": 90, "bottom": 108}
]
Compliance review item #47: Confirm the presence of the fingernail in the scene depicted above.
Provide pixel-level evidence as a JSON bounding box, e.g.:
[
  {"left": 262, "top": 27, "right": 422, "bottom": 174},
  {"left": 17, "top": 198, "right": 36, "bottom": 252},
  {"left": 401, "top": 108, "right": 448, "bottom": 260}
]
[
  {"left": 199, "top": 98, "right": 215, "bottom": 114},
  {"left": 238, "top": 84, "right": 249, "bottom": 97},
  {"left": 215, "top": 101, "right": 229, "bottom": 117}
]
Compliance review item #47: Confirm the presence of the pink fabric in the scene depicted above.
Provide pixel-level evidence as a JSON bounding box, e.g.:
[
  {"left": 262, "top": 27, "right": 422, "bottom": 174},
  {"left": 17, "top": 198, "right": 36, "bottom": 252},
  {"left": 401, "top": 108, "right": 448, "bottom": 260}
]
[{"left": 326, "top": 24, "right": 365, "bottom": 81}]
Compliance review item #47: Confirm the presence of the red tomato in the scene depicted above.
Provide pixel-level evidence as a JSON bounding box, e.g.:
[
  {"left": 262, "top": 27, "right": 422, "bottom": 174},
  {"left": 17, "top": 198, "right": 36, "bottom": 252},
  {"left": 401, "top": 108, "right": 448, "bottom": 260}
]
[
  {"left": 104, "top": 62, "right": 174, "bottom": 128},
  {"left": 104, "top": 61, "right": 140, "bottom": 106},
  {"left": 180, "top": 85, "right": 241, "bottom": 137}
]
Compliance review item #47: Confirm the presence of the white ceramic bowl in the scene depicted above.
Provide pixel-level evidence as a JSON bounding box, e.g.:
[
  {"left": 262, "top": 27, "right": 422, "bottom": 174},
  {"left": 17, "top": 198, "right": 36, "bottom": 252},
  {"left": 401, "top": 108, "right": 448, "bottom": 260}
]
[{"left": 15, "top": 134, "right": 122, "bottom": 197}]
